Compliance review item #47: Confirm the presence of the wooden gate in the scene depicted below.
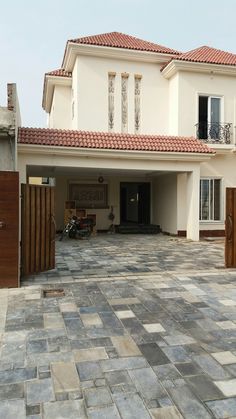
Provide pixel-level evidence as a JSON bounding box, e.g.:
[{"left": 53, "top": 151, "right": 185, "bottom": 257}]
[
  {"left": 225, "top": 188, "right": 236, "bottom": 268},
  {"left": 21, "top": 184, "right": 55, "bottom": 276},
  {"left": 0, "top": 171, "right": 19, "bottom": 288}
]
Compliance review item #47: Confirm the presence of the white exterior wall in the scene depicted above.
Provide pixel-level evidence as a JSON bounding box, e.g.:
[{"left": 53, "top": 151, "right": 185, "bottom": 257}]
[
  {"left": 153, "top": 174, "right": 177, "bottom": 234},
  {"left": 174, "top": 71, "right": 236, "bottom": 141},
  {"left": 168, "top": 73, "right": 179, "bottom": 135},
  {"left": 200, "top": 153, "right": 236, "bottom": 231},
  {"left": 48, "top": 85, "right": 72, "bottom": 129},
  {"left": 73, "top": 55, "right": 169, "bottom": 134}
]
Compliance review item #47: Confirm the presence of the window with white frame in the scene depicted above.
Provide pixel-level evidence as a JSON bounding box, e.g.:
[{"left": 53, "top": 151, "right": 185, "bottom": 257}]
[{"left": 199, "top": 178, "right": 221, "bottom": 221}]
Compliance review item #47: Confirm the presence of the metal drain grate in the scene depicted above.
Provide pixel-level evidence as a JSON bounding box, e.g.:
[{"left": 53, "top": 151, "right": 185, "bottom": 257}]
[{"left": 43, "top": 288, "right": 65, "bottom": 298}]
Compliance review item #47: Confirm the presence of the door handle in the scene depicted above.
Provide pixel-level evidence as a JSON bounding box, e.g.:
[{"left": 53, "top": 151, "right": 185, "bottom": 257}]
[
  {"left": 226, "top": 214, "right": 233, "bottom": 242},
  {"left": 50, "top": 214, "right": 56, "bottom": 243},
  {"left": 0, "top": 221, "right": 6, "bottom": 230}
]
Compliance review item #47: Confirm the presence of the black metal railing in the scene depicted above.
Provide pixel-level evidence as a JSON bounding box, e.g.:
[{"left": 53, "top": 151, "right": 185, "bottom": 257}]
[{"left": 195, "top": 122, "right": 232, "bottom": 144}]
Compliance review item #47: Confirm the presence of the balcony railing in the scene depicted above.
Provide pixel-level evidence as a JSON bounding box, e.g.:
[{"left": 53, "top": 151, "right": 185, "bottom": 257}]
[{"left": 195, "top": 122, "right": 232, "bottom": 144}]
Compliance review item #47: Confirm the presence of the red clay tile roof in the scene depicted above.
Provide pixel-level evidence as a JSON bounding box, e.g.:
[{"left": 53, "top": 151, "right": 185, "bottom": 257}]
[
  {"left": 68, "top": 32, "right": 181, "bottom": 55},
  {"left": 46, "top": 69, "right": 72, "bottom": 77},
  {"left": 162, "top": 45, "right": 236, "bottom": 70},
  {"left": 18, "top": 128, "right": 213, "bottom": 154}
]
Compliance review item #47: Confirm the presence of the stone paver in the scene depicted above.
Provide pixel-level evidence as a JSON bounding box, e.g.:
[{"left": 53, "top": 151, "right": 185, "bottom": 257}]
[
  {"left": 51, "top": 362, "right": 80, "bottom": 394},
  {"left": 88, "top": 404, "right": 121, "bottom": 418},
  {"left": 43, "top": 400, "right": 86, "bottom": 419},
  {"left": 214, "top": 378, "right": 236, "bottom": 397},
  {"left": 26, "top": 378, "right": 55, "bottom": 405},
  {"left": 1, "top": 234, "right": 236, "bottom": 418},
  {"left": 111, "top": 336, "right": 141, "bottom": 357},
  {"left": 0, "top": 399, "right": 25, "bottom": 419}
]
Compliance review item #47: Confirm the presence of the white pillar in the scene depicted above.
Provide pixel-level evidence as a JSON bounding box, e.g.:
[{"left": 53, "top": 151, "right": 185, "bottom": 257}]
[
  {"left": 186, "top": 167, "right": 200, "bottom": 241},
  {"left": 17, "top": 157, "right": 27, "bottom": 184}
]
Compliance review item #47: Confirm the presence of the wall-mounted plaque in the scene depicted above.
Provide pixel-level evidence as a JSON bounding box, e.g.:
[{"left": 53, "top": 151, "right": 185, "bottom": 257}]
[{"left": 69, "top": 184, "right": 108, "bottom": 209}]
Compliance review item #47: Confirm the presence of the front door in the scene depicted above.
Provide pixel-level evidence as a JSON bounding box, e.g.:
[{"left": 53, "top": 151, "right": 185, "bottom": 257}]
[
  {"left": 0, "top": 171, "right": 19, "bottom": 288},
  {"left": 120, "top": 182, "right": 150, "bottom": 224}
]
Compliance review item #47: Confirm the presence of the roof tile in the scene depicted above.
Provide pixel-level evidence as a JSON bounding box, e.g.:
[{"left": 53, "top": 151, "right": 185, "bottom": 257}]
[
  {"left": 69, "top": 31, "right": 181, "bottom": 55},
  {"left": 46, "top": 69, "right": 72, "bottom": 77},
  {"left": 163, "top": 45, "right": 236, "bottom": 69},
  {"left": 18, "top": 128, "right": 213, "bottom": 155}
]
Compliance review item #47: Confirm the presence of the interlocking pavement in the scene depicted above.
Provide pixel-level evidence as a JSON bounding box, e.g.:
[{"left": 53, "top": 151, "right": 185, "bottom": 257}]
[{"left": 1, "top": 234, "right": 236, "bottom": 418}]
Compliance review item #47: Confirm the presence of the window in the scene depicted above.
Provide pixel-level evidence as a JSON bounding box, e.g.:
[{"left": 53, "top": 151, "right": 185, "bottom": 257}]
[
  {"left": 199, "top": 179, "right": 221, "bottom": 221},
  {"left": 198, "top": 96, "right": 221, "bottom": 139},
  {"left": 42, "top": 177, "right": 50, "bottom": 185}
]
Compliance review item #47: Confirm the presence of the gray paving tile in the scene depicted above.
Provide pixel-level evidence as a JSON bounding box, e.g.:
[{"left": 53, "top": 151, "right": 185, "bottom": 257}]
[
  {"left": 0, "top": 367, "right": 37, "bottom": 384},
  {"left": 153, "top": 364, "right": 181, "bottom": 381},
  {"left": 84, "top": 387, "right": 112, "bottom": 408},
  {"left": 175, "top": 362, "right": 202, "bottom": 376},
  {"left": 162, "top": 346, "right": 191, "bottom": 363},
  {"left": 206, "top": 397, "right": 236, "bottom": 418},
  {"left": 113, "top": 393, "right": 151, "bottom": 418},
  {"left": 0, "top": 399, "right": 25, "bottom": 419},
  {"left": 128, "top": 367, "right": 167, "bottom": 401},
  {"left": 76, "top": 361, "right": 103, "bottom": 381},
  {"left": 100, "top": 356, "right": 147, "bottom": 372},
  {"left": 186, "top": 374, "right": 224, "bottom": 401},
  {"left": 193, "top": 354, "right": 231, "bottom": 380},
  {"left": 88, "top": 404, "right": 121, "bottom": 418},
  {"left": 105, "top": 370, "right": 132, "bottom": 386},
  {"left": 26, "top": 378, "right": 55, "bottom": 405},
  {"left": 0, "top": 383, "right": 24, "bottom": 400},
  {"left": 138, "top": 343, "right": 170, "bottom": 366},
  {"left": 43, "top": 400, "right": 86, "bottom": 419},
  {"left": 168, "top": 385, "right": 212, "bottom": 418}
]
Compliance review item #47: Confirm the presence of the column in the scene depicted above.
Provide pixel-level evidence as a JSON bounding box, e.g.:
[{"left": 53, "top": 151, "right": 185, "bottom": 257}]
[{"left": 186, "top": 167, "right": 200, "bottom": 241}]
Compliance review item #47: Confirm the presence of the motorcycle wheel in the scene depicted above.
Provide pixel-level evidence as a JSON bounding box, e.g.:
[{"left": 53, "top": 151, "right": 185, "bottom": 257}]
[{"left": 68, "top": 226, "right": 77, "bottom": 239}]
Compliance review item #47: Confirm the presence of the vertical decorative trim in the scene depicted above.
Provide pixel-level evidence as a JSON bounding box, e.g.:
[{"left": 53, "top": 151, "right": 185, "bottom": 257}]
[
  {"left": 121, "top": 73, "right": 129, "bottom": 132},
  {"left": 108, "top": 72, "right": 116, "bottom": 131},
  {"left": 134, "top": 75, "right": 141, "bottom": 134}
]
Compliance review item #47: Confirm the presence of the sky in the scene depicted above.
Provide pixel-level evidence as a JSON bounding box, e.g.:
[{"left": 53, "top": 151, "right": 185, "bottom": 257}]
[{"left": 1, "top": 0, "right": 236, "bottom": 128}]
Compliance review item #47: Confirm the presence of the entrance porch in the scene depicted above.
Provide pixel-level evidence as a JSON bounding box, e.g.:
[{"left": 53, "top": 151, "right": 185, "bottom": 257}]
[{"left": 18, "top": 147, "right": 205, "bottom": 241}]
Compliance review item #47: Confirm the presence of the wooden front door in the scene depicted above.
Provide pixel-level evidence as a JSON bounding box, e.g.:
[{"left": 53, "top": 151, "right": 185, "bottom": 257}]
[
  {"left": 21, "top": 184, "right": 55, "bottom": 276},
  {"left": 225, "top": 188, "right": 236, "bottom": 268},
  {"left": 0, "top": 171, "right": 19, "bottom": 288}
]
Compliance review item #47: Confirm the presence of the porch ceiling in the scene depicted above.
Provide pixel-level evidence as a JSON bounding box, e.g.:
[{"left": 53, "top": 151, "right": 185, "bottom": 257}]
[{"left": 27, "top": 165, "right": 173, "bottom": 178}]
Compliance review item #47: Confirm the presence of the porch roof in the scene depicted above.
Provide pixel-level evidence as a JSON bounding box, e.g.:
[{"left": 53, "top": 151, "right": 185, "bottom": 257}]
[{"left": 18, "top": 128, "right": 213, "bottom": 155}]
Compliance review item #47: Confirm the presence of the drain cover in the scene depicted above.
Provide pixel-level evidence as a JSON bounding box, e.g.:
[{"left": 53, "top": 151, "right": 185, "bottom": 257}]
[{"left": 43, "top": 289, "right": 65, "bottom": 298}]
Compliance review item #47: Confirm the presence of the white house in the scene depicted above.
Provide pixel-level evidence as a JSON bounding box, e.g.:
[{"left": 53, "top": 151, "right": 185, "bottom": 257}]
[{"left": 17, "top": 32, "right": 236, "bottom": 240}]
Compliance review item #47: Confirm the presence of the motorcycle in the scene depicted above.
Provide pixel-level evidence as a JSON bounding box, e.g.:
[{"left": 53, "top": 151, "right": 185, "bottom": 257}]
[{"left": 59, "top": 216, "right": 94, "bottom": 241}]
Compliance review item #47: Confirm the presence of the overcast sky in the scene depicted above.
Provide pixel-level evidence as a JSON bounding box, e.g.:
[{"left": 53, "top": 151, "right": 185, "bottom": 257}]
[{"left": 1, "top": 0, "right": 236, "bottom": 127}]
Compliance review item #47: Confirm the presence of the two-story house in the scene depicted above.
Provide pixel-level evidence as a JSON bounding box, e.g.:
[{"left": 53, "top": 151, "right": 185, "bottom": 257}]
[{"left": 17, "top": 32, "right": 236, "bottom": 240}]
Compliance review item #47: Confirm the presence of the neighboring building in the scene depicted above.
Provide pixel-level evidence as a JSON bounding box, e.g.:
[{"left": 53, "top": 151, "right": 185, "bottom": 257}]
[
  {"left": 0, "top": 84, "right": 21, "bottom": 288},
  {"left": 0, "top": 84, "right": 21, "bottom": 170},
  {"left": 17, "top": 32, "right": 236, "bottom": 240}
]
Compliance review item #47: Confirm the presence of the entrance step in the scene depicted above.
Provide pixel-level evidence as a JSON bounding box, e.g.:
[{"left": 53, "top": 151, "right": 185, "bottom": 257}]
[{"left": 116, "top": 224, "right": 161, "bottom": 234}]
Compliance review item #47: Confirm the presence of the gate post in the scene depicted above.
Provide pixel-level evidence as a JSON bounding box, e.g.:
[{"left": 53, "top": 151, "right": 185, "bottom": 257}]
[{"left": 225, "top": 188, "right": 236, "bottom": 268}]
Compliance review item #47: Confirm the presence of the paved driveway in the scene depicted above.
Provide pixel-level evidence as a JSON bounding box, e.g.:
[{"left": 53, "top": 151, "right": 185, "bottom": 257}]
[{"left": 1, "top": 235, "right": 236, "bottom": 418}]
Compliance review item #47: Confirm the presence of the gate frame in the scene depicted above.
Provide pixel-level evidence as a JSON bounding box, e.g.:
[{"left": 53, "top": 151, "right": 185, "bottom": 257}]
[{"left": 21, "top": 183, "right": 55, "bottom": 277}]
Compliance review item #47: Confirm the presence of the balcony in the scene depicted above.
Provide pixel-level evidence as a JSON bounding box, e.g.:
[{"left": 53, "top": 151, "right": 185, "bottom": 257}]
[{"left": 195, "top": 122, "right": 232, "bottom": 144}]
